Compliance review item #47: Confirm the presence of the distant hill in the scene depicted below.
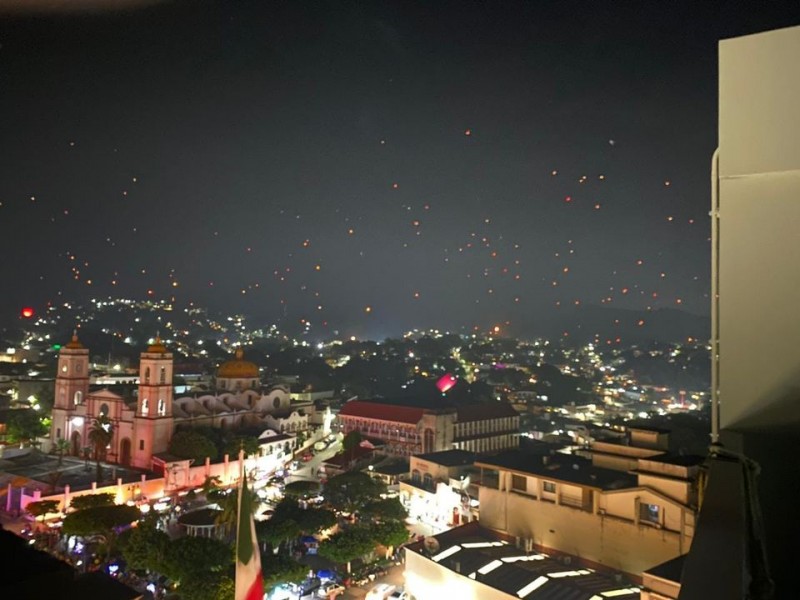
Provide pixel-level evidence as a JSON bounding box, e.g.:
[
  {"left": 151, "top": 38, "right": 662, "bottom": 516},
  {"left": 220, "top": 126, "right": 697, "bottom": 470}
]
[{"left": 515, "top": 305, "right": 710, "bottom": 345}]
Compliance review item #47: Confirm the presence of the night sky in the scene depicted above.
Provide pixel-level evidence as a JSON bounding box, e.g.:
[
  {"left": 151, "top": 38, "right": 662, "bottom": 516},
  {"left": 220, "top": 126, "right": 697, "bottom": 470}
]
[{"left": 1, "top": 1, "right": 799, "bottom": 338}]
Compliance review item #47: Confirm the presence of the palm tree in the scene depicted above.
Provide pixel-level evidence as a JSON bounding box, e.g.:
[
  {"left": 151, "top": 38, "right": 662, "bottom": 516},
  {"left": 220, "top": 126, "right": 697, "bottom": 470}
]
[
  {"left": 55, "top": 437, "right": 70, "bottom": 467},
  {"left": 88, "top": 416, "right": 113, "bottom": 483}
]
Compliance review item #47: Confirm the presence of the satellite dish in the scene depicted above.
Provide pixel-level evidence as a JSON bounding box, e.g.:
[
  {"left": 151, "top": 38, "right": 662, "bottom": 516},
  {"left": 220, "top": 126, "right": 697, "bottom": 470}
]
[{"left": 423, "top": 537, "right": 440, "bottom": 553}]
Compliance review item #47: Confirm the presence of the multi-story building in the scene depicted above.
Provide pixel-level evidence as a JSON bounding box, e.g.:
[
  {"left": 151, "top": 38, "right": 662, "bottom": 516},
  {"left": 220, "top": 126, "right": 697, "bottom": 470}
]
[
  {"left": 474, "top": 434, "right": 700, "bottom": 577},
  {"left": 399, "top": 449, "right": 479, "bottom": 532},
  {"left": 336, "top": 399, "right": 519, "bottom": 456}
]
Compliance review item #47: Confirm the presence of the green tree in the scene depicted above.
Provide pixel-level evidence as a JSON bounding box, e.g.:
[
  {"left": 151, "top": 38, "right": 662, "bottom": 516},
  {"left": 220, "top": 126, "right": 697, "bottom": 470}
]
[
  {"left": 201, "top": 475, "right": 223, "bottom": 498},
  {"left": 35, "top": 384, "right": 55, "bottom": 413},
  {"left": 162, "top": 535, "right": 232, "bottom": 584},
  {"left": 120, "top": 519, "right": 170, "bottom": 573},
  {"left": 54, "top": 437, "right": 70, "bottom": 467},
  {"left": 295, "top": 508, "right": 336, "bottom": 534},
  {"left": 71, "top": 493, "right": 116, "bottom": 511},
  {"left": 221, "top": 434, "right": 260, "bottom": 458},
  {"left": 87, "top": 416, "right": 113, "bottom": 483},
  {"left": 175, "top": 573, "right": 233, "bottom": 600},
  {"left": 283, "top": 480, "right": 321, "bottom": 498},
  {"left": 256, "top": 518, "right": 301, "bottom": 552},
  {"left": 372, "top": 520, "right": 409, "bottom": 558},
  {"left": 261, "top": 553, "right": 308, "bottom": 588},
  {"left": 169, "top": 429, "right": 219, "bottom": 463},
  {"left": 323, "top": 471, "right": 386, "bottom": 515},
  {"left": 26, "top": 500, "right": 60, "bottom": 522},
  {"left": 62, "top": 504, "right": 140, "bottom": 537},
  {"left": 6, "top": 409, "right": 47, "bottom": 445},
  {"left": 361, "top": 497, "right": 407, "bottom": 522},
  {"left": 318, "top": 526, "right": 375, "bottom": 573},
  {"left": 342, "top": 430, "right": 362, "bottom": 453}
]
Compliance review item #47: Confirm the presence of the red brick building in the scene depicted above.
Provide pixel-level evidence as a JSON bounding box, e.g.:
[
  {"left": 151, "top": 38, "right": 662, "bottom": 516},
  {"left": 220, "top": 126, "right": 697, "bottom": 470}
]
[{"left": 336, "top": 399, "right": 519, "bottom": 456}]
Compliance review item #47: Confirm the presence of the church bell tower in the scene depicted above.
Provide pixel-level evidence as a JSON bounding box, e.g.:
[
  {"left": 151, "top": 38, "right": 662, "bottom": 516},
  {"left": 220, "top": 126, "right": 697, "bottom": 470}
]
[
  {"left": 51, "top": 332, "right": 89, "bottom": 450},
  {"left": 132, "top": 336, "right": 174, "bottom": 469}
]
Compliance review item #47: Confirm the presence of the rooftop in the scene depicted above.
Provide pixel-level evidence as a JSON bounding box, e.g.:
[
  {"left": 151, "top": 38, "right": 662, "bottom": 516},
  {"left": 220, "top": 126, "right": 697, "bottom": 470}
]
[
  {"left": 415, "top": 449, "right": 476, "bottom": 467},
  {"left": 475, "top": 449, "right": 637, "bottom": 491},
  {"left": 644, "top": 453, "right": 705, "bottom": 467},
  {"left": 407, "top": 522, "right": 639, "bottom": 600},
  {"left": 338, "top": 400, "right": 425, "bottom": 424},
  {"left": 644, "top": 553, "right": 686, "bottom": 585}
]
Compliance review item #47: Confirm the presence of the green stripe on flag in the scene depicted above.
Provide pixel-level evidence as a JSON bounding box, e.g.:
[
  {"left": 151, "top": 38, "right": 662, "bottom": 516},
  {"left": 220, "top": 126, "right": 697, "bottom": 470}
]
[{"left": 237, "top": 474, "right": 254, "bottom": 564}]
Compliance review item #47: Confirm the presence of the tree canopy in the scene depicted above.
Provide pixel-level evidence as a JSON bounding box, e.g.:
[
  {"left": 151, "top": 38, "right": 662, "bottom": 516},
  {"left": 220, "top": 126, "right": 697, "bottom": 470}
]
[
  {"left": 26, "top": 500, "right": 60, "bottom": 520},
  {"left": 256, "top": 518, "right": 301, "bottom": 549},
  {"left": 318, "top": 526, "right": 375, "bottom": 566},
  {"left": 169, "top": 429, "right": 219, "bottom": 463},
  {"left": 295, "top": 507, "right": 336, "bottom": 534},
  {"left": 283, "top": 480, "right": 321, "bottom": 498},
  {"left": 6, "top": 409, "right": 47, "bottom": 444},
  {"left": 221, "top": 434, "right": 260, "bottom": 458},
  {"left": 71, "top": 493, "right": 116, "bottom": 511},
  {"left": 372, "top": 519, "right": 409, "bottom": 549},
  {"left": 323, "top": 471, "right": 385, "bottom": 514},
  {"left": 120, "top": 520, "right": 170, "bottom": 573},
  {"left": 360, "top": 497, "right": 407, "bottom": 522},
  {"left": 261, "top": 553, "right": 308, "bottom": 588},
  {"left": 62, "top": 504, "right": 140, "bottom": 537},
  {"left": 162, "top": 535, "right": 232, "bottom": 583},
  {"left": 342, "top": 430, "right": 362, "bottom": 452}
]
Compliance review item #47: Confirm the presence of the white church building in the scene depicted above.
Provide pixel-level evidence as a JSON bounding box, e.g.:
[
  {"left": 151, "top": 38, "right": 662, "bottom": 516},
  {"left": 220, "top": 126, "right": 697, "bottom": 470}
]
[{"left": 49, "top": 334, "right": 313, "bottom": 470}]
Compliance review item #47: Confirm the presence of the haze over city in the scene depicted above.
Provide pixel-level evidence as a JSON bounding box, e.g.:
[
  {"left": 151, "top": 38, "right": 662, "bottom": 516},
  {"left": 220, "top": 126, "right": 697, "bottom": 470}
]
[{"left": 4, "top": 2, "right": 797, "bottom": 339}]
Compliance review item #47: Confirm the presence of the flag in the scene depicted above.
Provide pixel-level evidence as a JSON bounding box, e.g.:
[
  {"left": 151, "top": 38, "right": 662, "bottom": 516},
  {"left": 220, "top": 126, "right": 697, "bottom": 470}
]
[{"left": 235, "top": 461, "right": 263, "bottom": 600}]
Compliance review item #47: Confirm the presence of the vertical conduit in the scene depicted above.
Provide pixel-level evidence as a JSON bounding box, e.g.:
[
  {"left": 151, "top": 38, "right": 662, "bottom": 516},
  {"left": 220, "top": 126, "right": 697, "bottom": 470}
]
[{"left": 710, "top": 148, "right": 721, "bottom": 446}]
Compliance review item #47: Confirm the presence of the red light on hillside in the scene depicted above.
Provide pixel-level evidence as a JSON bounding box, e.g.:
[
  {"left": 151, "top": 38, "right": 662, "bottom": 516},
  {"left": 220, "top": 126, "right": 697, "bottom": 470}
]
[{"left": 21, "top": 307, "right": 34, "bottom": 318}]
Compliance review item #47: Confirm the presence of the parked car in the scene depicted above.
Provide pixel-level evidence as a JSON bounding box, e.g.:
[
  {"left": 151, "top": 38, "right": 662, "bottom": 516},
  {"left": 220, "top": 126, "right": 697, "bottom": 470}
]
[
  {"left": 317, "top": 582, "right": 345, "bottom": 597},
  {"left": 389, "top": 590, "right": 410, "bottom": 600},
  {"left": 366, "top": 584, "right": 396, "bottom": 600}
]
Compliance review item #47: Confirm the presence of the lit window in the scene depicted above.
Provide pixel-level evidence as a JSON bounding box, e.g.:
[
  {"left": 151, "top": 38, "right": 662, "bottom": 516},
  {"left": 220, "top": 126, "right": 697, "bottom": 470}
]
[
  {"left": 141, "top": 398, "right": 149, "bottom": 416},
  {"left": 639, "top": 502, "right": 660, "bottom": 526},
  {"left": 543, "top": 481, "right": 556, "bottom": 493}
]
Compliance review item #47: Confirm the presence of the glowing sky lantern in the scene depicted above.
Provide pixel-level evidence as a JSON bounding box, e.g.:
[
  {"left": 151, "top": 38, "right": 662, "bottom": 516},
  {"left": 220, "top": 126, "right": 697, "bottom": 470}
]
[
  {"left": 21, "top": 307, "right": 34, "bottom": 318},
  {"left": 436, "top": 373, "right": 457, "bottom": 393}
]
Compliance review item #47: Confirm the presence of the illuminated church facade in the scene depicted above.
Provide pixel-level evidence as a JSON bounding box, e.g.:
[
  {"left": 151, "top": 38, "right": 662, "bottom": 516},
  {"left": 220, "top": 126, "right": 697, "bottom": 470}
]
[{"left": 49, "top": 335, "right": 309, "bottom": 470}]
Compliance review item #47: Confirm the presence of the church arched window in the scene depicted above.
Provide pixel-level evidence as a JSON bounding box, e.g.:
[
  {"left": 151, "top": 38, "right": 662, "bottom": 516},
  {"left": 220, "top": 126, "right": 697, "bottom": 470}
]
[
  {"left": 74, "top": 391, "right": 82, "bottom": 405},
  {"left": 160, "top": 366, "right": 166, "bottom": 384},
  {"left": 145, "top": 367, "right": 151, "bottom": 384},
  {"left": 157, "top": 398, "right": 166, "bottom": 416},
  {"left": 141, "top": 398, "right": 149, "bottom": 416},
  {"left": 100, "top": 403, "right": 109, "bottom": 417}
]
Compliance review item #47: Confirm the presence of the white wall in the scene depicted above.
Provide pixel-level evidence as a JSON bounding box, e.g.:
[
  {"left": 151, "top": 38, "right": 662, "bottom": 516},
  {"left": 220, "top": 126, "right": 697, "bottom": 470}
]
[{"left": 717, "top": 25, "right": 800, "bottom": 430}]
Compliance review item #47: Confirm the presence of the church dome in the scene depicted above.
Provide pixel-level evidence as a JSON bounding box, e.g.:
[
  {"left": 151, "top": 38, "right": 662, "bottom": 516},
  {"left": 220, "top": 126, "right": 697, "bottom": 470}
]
[
  {"left": 147, "top": 335, "right": 168, "bottom": 353},
  {"left": 65, "top": 331, "right": 84, "bottom": 349},
  {"left": 217, "top": 348, "right": 259, "bottom": 379}
]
